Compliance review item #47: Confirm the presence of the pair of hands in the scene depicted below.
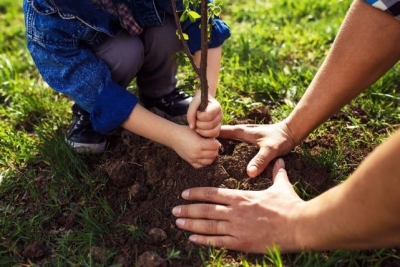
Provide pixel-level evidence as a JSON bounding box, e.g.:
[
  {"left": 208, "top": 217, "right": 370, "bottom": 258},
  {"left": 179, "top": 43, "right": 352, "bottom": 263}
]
[
  {"left": 174, "top": 92, "right": 295, "bottom": 177},
  {"left": 171, "top": 101, "right": 303, "bottom": 253}
]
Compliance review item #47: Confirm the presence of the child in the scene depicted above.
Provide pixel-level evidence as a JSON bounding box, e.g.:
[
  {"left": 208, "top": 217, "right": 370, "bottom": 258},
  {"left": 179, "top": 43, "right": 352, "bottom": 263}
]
[{"left": 23, "top": 0, "right": 230, "bottom": 168}]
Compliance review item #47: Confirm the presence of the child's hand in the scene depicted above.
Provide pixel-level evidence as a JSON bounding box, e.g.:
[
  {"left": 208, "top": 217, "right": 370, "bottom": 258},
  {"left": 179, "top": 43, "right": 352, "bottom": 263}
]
[
  {"left": 187, "top": 93, "right": 222, "bottom": 138},
  {"left": 171, "top": 126, "right": 221, "bottom": 168}
]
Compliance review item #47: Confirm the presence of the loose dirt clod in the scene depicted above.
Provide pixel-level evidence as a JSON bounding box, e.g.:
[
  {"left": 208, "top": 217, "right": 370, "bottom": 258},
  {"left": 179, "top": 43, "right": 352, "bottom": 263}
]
[
  {"left": 91, "top": 246, "right": 106, "bottom": 262},
  {"left": 22, "top": 241, "right": 46, "bottom": 260},
  {"left": 145, "top": 228, "right": 168, "bottom": 244},
  {"left": 137, "top": 251, "right": 166, "bottom": 267}
]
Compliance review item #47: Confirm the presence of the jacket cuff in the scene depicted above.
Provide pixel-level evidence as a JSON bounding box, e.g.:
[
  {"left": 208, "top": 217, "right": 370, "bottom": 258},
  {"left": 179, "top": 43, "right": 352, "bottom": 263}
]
[
  {"left": 186, "top": 18, "right": 231, "bottom": 54},
  {"left": 91, "top": 83, "right": 139, "bottom": 134}
]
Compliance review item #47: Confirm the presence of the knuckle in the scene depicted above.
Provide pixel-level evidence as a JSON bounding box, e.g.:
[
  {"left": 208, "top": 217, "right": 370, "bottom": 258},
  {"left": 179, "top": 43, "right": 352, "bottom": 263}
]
[
  {"left": 212, "top": 150, "right": 219, "bottom": 158},
  {"left": 203, "top": 188, "right": 218, "bottom": 201},
  {"left": 178, "top": 205, "right": 188, "bottom": 216},
  {"left": 253, "top": 155, "right": 267, "bottom": 166},
  {"left": 200, "top": 204, "right": 212, "bottom": 216},
  {"left": 208, "top": 129, "right": 220, "bottom": 139},
  {"left": 206, "top": 220, "right": 216, "bottom": 232},
  {"left": 214, "top": 237, "right": 226, "bottom": 248}
]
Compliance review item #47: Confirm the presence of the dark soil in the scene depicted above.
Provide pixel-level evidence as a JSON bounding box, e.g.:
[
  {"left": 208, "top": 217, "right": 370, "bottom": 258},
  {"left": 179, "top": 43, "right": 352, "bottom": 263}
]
[
  {"left": 22, "top": 107, "right": 395, "bottom": 266},
  {"left": 92, "top": 107, "right": 332, "bottom": 266}
]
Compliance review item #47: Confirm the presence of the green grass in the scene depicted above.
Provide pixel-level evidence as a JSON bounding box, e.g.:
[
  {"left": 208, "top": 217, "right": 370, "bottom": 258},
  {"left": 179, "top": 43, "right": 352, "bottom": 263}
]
[{"left": 1, "top": 0, "right": 399, "bottom": 266}]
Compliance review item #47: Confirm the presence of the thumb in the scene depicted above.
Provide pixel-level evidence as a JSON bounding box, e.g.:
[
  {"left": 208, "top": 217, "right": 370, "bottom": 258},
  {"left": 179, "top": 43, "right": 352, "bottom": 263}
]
[
  {"left": 272, "top": 158, "right": 290, "bottom": 186},
  {"left": 247, "top": 147, "right": 275, "bottom": 178},
  {"left": 186, "top": 100, "right": 199, "bottom": 129}
]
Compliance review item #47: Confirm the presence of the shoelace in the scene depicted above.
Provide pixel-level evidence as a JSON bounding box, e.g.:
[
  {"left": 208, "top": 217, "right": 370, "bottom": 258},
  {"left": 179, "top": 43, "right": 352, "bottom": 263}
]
[{"left": 76, "top": 111, "right": 91, "bottom": 125}]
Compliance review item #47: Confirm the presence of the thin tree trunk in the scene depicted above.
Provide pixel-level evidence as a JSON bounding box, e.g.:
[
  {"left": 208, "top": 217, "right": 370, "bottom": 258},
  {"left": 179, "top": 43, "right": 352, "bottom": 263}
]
[
  {"left": 170, "top": 0, "right": 209, "bottom": 111},
  {"left": 198, "top": 0, "right": 208, "bottom": 111}
]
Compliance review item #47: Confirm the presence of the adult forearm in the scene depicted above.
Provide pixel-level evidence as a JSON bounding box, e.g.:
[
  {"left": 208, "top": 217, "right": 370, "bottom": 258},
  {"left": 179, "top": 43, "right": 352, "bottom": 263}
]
[
  {"left": 294, "top": 129, "right": 400, "bottom": 251},
  {"left": 286, "top": 0, "right": 400, "bottom": 145}
]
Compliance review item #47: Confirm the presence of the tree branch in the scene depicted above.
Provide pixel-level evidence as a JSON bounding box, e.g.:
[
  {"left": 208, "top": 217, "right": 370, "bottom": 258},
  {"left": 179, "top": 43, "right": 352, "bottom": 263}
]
[
  {"left": 170, "top": 0, "right": 201, "bottom": 77},
  {"left": 198, "top": 0, "right": 209, "bottom": 111},
  {"left": 171, "top": 0, "right": 209, "bottom": 111}
]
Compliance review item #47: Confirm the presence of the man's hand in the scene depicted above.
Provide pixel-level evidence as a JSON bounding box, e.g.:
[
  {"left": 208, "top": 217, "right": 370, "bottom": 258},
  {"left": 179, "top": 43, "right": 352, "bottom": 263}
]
[
  {"left": 187, "top": 93, "right": 222, "bottom": 138},
  {"left": 219, "top": 121, "right": 296, "bottom": 178},
  {"left": 172, "top": 159, "right": 304, "bottom": 253}
]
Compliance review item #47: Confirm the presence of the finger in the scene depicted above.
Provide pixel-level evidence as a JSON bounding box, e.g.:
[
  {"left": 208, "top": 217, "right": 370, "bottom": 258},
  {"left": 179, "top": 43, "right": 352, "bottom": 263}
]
[
  {"left": 272, "top": 158, "right": 289, "bottom": 185},
  {"left": 219, "top": 125, "right": 263, "bottom": 143},
  {"left": 247, "top": 147, "right": 276, "bottom": 178},
  {"left": 271, "top": 159, "right": 300, "bottom": 198},
  {"left": 188, "top": 148, "right": 219, "bottom": 167},
  {"left": 219, "top": 125, "right": 243, "bottom": 139},
  {"left": 196, "top": 112, "right": 222, "bottom": 130},
  {"left": 179, "top": 187, "right": 240, "bottom": 205},
  {"left": 201, "top": 148, "right": 220, "bottom": 158},
  {"left": 175, "top": 217, "right": 230, "bottom": 235},
  {"left": 202, "top": 138, "right": 221, "bottom": 151},
  {"left": 193, "top": 157, "right": 217, "bottom": 167},
  {"left": 188, "top": 234, "right": 242, "bottom": 252},
  {"left": 196, "top": 127, "right": 221, "bottom": 139},
  {"left": 197, "top": 107, "right": 221, "bottom": 122},
  {"left": 187, "top": 98, "right": 201, "bottom": 129},
  {"left": 190, "top": 162, "right": 203, "bottom": 169},
  {"left": 173, "top": 203, "right": 230, "bottom": 220}
]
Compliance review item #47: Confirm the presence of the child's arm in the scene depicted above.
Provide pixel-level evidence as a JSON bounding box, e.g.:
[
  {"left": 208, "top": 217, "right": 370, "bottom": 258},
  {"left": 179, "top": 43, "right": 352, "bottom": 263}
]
[
  {"left": 121, "top": 103, "right": 221, "bottom": 168},
  {"left": 193, "top": 45, "right": 222, "bottom": 97}
]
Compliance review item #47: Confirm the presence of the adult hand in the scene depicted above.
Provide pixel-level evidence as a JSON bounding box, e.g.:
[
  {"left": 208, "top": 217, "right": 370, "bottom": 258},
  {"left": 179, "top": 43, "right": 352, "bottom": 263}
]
[
  {"left": 170, "top": 125, "right": 221, "bottom": 168},
  {"left": 187, "top": 93, "right": 222, "bottom": 138},
  {"left": 219, "top": 121, "right": 296, "bottom": 177},
  {"left": 172, "top": 159, "right": 305, "bottom": 253}
]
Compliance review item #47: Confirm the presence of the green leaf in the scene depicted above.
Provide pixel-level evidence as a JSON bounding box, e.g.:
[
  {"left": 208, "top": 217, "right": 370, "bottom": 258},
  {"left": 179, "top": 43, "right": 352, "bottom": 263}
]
[
  {"left": 175, "top": 30, "right": 189, "bottom": 40},
  {"left": 180, "top": 10, "right": 188, "bottom": 22},
  {"left": 182, "top": 33, "right": 189, "bottom": 40},
  {"left": 188, "top": 10, "right": 201, "bottom": 23}
]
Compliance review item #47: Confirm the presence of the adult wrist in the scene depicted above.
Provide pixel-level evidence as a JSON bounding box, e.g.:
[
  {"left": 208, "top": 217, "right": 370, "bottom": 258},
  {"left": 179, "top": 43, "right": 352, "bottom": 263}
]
[
  {"left": 284, "top": 201, "right": 310, "bottom": 252},
  {"left": 282, "top": 115, "right": 309, "bottom": 147}
]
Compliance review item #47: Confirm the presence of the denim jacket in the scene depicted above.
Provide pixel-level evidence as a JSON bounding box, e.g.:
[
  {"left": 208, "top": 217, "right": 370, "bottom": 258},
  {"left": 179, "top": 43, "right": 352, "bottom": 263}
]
[{"left": 23, "top": 0, "right": 230, "bottom": 134}]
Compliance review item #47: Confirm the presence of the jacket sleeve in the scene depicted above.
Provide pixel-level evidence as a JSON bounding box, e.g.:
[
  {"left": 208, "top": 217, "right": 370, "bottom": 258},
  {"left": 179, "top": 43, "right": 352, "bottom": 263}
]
[
  {"left": 28, "top": 32, "right": 138, "bottom": 134},
  {"left": 24, "top": 0, "right": 138, "bottom": 134},
  {"left": 27, "top": 40, "right": 139, "bottom": 134},
  {"left": 180, "top": 0, "right": 231, "bottom": 54}
]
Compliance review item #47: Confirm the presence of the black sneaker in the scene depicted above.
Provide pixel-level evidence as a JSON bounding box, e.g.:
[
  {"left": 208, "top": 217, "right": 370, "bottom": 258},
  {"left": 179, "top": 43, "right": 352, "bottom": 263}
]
[
  {"left": 65, "top": 104, "right": 107, "bottom": 154},
  {"left": 140, "top": 89, "right": 192, "bottom": 125}
]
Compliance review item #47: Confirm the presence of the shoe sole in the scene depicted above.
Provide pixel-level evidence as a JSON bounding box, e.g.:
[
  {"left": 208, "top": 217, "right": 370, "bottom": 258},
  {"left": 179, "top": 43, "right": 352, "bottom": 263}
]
[
  {"left": 149, "top": 107, "right": 188, "bottom": 125},
  {"left": 65, "top": 138, "right": 107, "bottom": 154}
]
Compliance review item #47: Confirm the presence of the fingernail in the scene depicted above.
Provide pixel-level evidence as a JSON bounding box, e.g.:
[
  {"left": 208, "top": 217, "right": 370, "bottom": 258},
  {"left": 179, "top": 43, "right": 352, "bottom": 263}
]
[
  {"left": 189, "top": 235, "right": 197, "bottom": 243},
  {"left": 176, "top": 218, "right": 185, "bottom": 227},
  {"left": 277, "top": 158, "right": 285, "bottom": 168},
  {"left": 248, "top": 165, "right": 257, "bottom": 176},
  {"left": 182, "top": 190, "right": 190, "bottom": 199},
  {"left": 172, "top": 206, "right": 181, "bottom": 215}
]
